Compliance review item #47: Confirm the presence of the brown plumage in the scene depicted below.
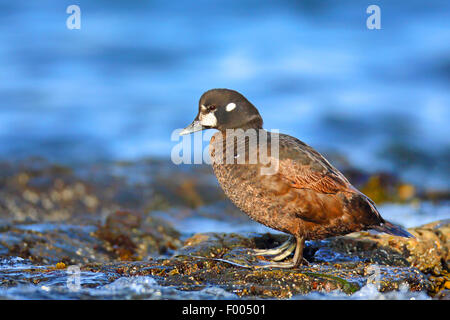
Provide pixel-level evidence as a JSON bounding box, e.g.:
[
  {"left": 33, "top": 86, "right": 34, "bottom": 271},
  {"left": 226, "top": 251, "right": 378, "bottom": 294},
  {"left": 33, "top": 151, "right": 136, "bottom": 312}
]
[{"left": 180, "top": 88, "right": 413, "bottom": 268}]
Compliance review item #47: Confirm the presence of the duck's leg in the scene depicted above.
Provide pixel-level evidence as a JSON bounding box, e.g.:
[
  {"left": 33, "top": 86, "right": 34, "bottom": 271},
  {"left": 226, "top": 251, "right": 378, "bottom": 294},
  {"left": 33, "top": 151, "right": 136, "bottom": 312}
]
[
  {"left": 256, "top": 236, "right": 306, "bottom": 269},
  {"left": 251, "top": 236, "right": 295, "bottom": 256}
]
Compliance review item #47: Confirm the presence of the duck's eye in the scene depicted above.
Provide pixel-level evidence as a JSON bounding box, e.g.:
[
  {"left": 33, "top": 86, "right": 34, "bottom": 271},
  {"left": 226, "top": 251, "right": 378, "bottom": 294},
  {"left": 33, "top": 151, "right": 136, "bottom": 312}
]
[{"left": 208, "top": 105, "right": 216, "bottom": 111}]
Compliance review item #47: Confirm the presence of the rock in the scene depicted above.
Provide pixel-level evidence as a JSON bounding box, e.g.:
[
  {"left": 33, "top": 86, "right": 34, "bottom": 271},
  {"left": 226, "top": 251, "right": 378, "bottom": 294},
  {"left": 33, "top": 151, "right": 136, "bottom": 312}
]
[
  {"left": 0, "top": 218, "right": 447, "bottom": 298},
  {"left": 0, "top": 210, "right": 181, "bottom": 265},
  {"left": 0, "top": 159, "right": 448, "bottom": 299},
  {"left": 95, "top": 210, "right": 182, "bottom": 260}
]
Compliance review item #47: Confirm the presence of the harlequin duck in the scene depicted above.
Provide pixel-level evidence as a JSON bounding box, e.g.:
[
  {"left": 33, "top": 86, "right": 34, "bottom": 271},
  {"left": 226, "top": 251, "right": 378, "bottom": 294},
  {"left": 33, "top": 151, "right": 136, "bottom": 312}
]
[{"left": 180, "top": 88, "right": 413, "bottom": 268}]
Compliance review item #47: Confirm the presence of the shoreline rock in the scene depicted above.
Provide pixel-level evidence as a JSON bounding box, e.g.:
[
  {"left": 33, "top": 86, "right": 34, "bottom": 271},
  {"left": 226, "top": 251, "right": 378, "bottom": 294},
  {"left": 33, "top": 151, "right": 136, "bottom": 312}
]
[
  {"left": 2, "top": 219, "right": 447, "bottom": 299},
  {"left": 0, "top": 159, "right": 448, "bottom": 299}
]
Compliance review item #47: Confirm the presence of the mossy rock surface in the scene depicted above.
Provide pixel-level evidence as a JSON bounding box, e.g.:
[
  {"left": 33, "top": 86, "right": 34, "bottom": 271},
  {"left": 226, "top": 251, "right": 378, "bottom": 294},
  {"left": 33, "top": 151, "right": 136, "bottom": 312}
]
[
  {"left": 73, "top": 220, "right": 448, "bottom": 298},
  {"left": 0, "top": 159, "right": 448, "bottom": 299}
]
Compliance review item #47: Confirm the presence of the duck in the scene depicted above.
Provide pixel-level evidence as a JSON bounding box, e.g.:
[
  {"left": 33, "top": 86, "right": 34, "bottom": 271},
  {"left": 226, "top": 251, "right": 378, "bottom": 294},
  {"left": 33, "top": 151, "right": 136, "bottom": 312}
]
[{"left": 180, "top": 88, "right": 413, "bottom": 268}]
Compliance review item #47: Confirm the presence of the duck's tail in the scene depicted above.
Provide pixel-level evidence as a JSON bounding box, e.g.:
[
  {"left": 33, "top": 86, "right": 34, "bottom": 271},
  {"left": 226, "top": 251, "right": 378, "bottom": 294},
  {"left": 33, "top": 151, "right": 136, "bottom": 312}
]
[
  {"left": 372, "top": 220, "right": 415, "bottom": 238},
  {"left": 356, "top": 190, "right": 415, "bottom": 239}
]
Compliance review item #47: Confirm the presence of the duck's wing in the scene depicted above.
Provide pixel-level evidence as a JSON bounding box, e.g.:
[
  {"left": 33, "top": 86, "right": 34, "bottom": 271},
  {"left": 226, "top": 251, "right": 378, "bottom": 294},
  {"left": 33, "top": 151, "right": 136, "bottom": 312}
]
[
  {"left": 264, "top": 133, "right": 385, "bottom": 228},
  {"left": 272, "top": 134, "right": 354, "bottom": 195}
]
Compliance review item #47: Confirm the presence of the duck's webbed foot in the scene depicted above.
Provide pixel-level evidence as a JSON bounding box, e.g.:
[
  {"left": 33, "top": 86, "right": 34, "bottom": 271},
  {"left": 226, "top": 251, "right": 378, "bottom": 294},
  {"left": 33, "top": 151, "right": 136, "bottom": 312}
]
[
  {"left": 251, "top": 236, "right": 296, "bottom": 257},
  {"left": 254, "top": 236, "right": 306, "bottom": 269}
]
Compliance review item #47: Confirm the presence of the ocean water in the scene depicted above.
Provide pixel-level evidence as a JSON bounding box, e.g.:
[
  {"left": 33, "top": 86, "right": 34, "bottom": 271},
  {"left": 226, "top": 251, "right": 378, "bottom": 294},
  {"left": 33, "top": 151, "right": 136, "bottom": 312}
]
[
  {"left": 0, "top": 0, "right": 449, "bottom": 189},
  {"left": 0, "top": 273, "right": 430, "bottom": 300}
]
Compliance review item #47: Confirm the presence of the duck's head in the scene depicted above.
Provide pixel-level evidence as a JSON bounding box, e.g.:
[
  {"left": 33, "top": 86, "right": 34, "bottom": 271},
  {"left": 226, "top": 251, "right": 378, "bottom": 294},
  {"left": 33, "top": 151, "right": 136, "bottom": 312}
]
[{"left": 180, "top": 89, "right": 263, "bottom": 135}]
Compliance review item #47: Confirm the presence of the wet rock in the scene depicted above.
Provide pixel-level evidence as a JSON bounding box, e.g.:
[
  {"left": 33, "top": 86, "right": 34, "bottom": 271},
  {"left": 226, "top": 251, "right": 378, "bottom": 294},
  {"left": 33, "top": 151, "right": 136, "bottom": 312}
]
[
  {"left": 128, "top": 219, "right": 445, "bottom": 298},
  {"left": 0, "top": 223, "right": 108, "bottom": 265},
  {"left": 319, "top": 220, "right": 449, "bottom": 273},
  {"left": 0, "top": 159, "right": 448, "bottom": 299},
  {"left": 0, "top": 210, "right": 181, "bottom": 265},
  {"left": 434, "top": 289, "right": 450, "bottom": 300},
  {"left": 78, "top": 227, "right": 437, "bottom": 298},
  {"left": 162, "top": 229, "right": 434, "bottom": 297},
  {"left": 2, "top": 220, "right": 443, "bottom": 298},
  {"left": 0, "top": 211, "right": 447, "bottom": 298},
  {"left": 95, "top": 210, "right": 182, "bottom": 260}
]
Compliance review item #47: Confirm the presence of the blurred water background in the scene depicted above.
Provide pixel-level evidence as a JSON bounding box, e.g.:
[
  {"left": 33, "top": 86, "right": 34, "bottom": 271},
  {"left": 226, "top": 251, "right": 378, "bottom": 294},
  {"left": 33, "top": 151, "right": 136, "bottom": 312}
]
[{"left": 0, "top": 0, "right": 449, "bottom": 189}]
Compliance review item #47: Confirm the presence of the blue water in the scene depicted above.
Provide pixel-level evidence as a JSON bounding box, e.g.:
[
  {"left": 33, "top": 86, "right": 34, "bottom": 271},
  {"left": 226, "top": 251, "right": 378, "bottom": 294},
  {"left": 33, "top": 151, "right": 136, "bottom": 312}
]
[{"left": 0, "top": 0, "right": 449, "bottom": 188}]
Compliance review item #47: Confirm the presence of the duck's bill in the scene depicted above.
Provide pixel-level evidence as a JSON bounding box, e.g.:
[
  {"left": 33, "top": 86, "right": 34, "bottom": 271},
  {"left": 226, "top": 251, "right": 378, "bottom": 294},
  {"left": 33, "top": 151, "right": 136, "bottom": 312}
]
[{"left": 179, "top": 120, "right": 204, "bottom": 135}]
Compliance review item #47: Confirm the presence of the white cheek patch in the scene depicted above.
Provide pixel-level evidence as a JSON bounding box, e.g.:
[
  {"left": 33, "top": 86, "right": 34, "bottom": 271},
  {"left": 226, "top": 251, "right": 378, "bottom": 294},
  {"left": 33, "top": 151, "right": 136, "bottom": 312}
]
[
  {"left": 199, "top": 112, "right": 217, "bottom": 127},
  {"left": 200, "top": 105, "right": 207, "bottom": 111},
  {"left": 226, "top": 103, "right": 236, "bottom": 112}
]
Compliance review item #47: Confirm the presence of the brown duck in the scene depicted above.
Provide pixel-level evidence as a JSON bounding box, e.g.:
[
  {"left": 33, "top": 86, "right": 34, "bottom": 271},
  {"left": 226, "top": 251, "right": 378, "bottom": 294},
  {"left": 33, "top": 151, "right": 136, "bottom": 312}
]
[{"left": 180, "top": 88, "right": 413, "bottom": 268}]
